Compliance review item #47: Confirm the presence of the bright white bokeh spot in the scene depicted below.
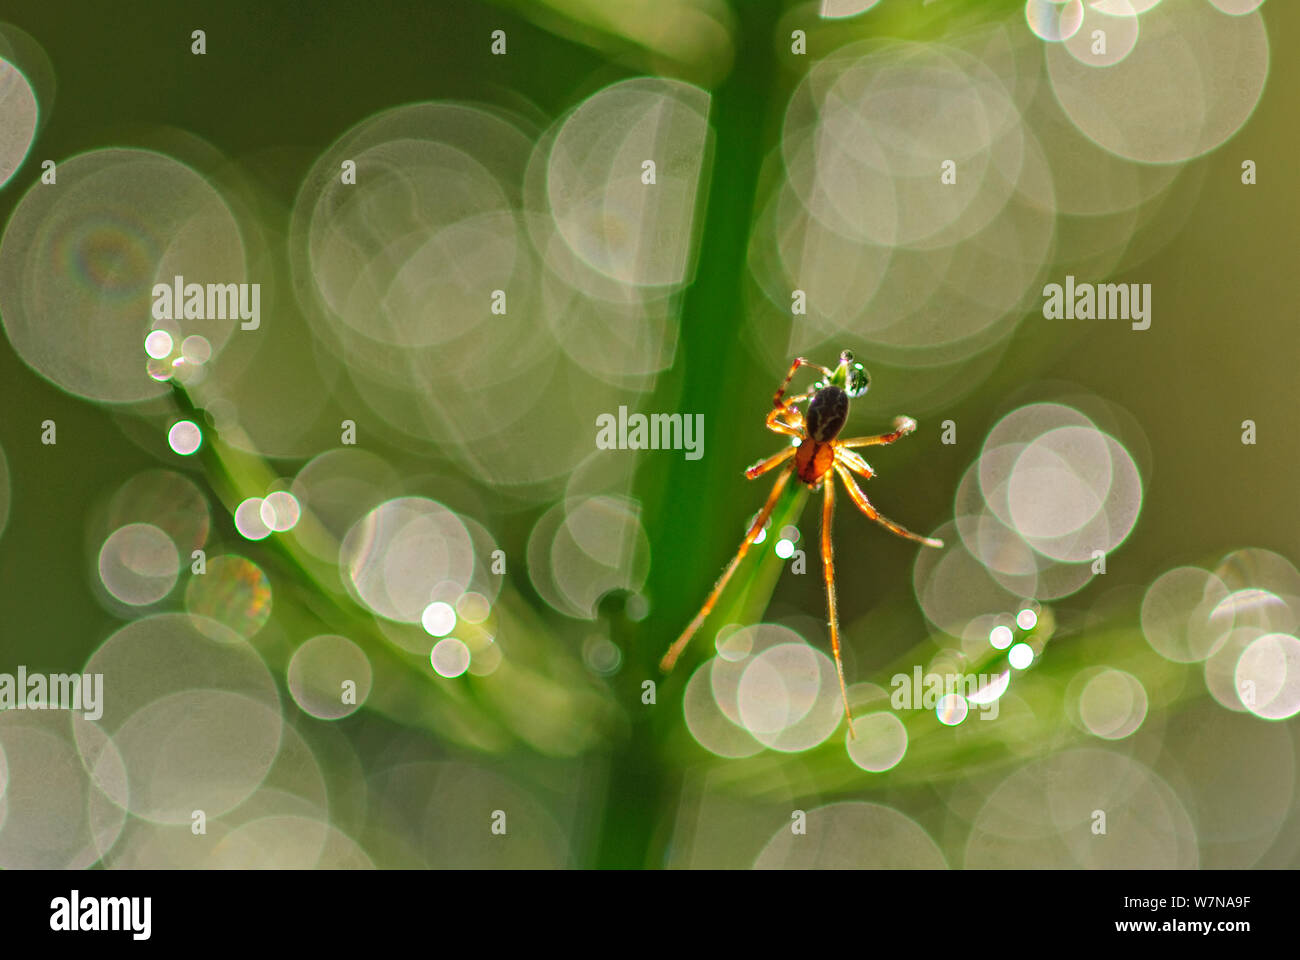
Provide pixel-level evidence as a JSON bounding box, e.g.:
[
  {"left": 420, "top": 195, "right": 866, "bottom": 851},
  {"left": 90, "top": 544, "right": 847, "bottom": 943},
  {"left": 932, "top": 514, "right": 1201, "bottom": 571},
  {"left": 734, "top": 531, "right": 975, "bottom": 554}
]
[
  {"left": 1078, "top": 668, "right": 1148, "bottom": 739},
  {"left": 736, "top": 642, "right": 842, "bottom": 751},
  {"left": 72, "top": 614, "right": 281, "bottom": 825},
  {"left": 341, "top": 497, "right": 475, "bottom": 624},
  {"left": 682, "top": 658, "right": 763, "bottom": 760},
  {"left": 1142, "top": 566, "right": 1233, "bottom": 663},
  {"left": 1214, "top": 588, "right": 1294, "bottom": 634},
  {"left": 1065, "top": 0, "right": 1141, "bottom": 69},
  {"left": 738, "top": 645, "right": 818, "bottom": 735},
  {"left": 431, "top": 637, "right": 471, "bottom": 678},
  {"left": 0, "top": 59, "right": 38, "bottom": 189},
  {"left": 964, "top": 747, "right": 1197, "bottom": 869},
  {"left": 98, "top": 523, "right": 180, "bottom": 606},
  {"left": 979, "top": 406, "right": 1143, "bottom": 565},
  {"left": 144, "top": 330, "right": 173, "bottom": 359},
  {"left": 260, "top": 490, "right": 301, "bottom": 532},
  {"left": 846, "top": 711, "right": 908, "bottom": 772},
  {"left": 0, "top": 711, "right": 125, "bottom": 867},
  {"left": 1236, "top": 633, "right": 1300, "bottom": 721},
  {"left": 1009, "top": 642, "right": 1034, "bottom": 669},
  {"left": 715, "top": 625, "right": 752, "bottom": 662},
  {"left": 754, "top": 801, "right": 946, "bottom": 869},
  {"left": 1208, "top": 0, "right": 1265, "bottom": 14},
  {"left": 0, "top": 149, "right": 247, "bottom": 405},
  {"left": 167, "top": 420, "right": 202, "bottom": 456},
  {"left": 936, "top": 693, "right": 969, "bottom": 726},
  {"left": 547, "top": 77, "right": 710, "bottom": 289},
  {"left": 456, "top": 592, "right": 491, "bottom": 624},
  {"left": 421, "top": 601, "right": 457, "bottom": 638},
  {"left": 1046, "top": 1, "right": 1269, "bottom": 165},
  {"left": 1025, "top": 0, "right": 1084, "bottom": 42},
  {"left": 775, "top": 538, "right": 795, "bottom": 559},
  {"left": 753, "top": 526, "right": 767, "bottom": 545},
  {"left": 990, "top": 625, "right": 1014, "bottom": 649},
  {"left": 181, "top": 334, "right": 212, "bottom": 364},
  {"left": 966, "top": 670, "right": 1010, "bottom": 705},
  {"left": 1017, "top": 608, "right": 1038, "bottom": 630},
  {"left": 1007, "top": 426, "right": 1111, "bottom": 539},
  {"left": 529, "top": 494, "right": 651, "bottom": 619},
  {"left": 234, "top": 498, "right": 272, "bottom": 541},
  {"left": 287, "top": 634, "right": 372, "bottom": 720}
]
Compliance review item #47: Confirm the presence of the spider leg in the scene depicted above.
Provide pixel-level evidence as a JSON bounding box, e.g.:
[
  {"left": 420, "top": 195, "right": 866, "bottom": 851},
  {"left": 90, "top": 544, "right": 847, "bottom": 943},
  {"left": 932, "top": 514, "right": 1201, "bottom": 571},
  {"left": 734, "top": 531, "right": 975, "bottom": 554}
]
[
  {"left": 821, "top": 476, "right": 857, "bottom": 738},
  {"left": 745, "top": 445, "right": 797, "bottom": 479},
  {"left": 834, "top": 463, "right": 943, "bottom": 548},
  {"left": 765, "top": 399, "right": 807, "bottom": 438},
  {"left": 660, "top": 464, "right": 796, "bottom": 673},
  {"left": 773, "top": 357, "right": 835, "bottom": 409},
  {"left": 834, "top": 446, "right": 873, "bottom": 479},
  {"left": 838, "top": 415, "right": 919, "bottom": 449}
]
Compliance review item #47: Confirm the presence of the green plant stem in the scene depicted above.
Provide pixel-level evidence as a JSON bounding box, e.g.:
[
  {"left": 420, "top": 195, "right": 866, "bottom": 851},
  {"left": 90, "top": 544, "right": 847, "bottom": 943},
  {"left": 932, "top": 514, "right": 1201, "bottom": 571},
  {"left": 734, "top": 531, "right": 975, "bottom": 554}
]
[{"left": 595, "top": 0, "right": 782, "bottom": 869}]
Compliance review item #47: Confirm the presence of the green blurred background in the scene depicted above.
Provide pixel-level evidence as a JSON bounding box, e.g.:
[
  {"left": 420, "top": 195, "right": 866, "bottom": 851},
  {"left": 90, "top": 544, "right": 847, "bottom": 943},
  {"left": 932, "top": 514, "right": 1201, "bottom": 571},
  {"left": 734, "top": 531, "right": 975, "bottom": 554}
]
[{"left": 0, "top": 0, "right": 1296, "bottom": 869}]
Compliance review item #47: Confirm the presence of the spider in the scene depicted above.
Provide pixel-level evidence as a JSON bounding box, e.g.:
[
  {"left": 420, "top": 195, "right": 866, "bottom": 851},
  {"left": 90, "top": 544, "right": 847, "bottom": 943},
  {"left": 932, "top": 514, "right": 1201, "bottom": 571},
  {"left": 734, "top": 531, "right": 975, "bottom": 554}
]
[{"left": 659, "top": 350, "right": 943, "bottom": 737}]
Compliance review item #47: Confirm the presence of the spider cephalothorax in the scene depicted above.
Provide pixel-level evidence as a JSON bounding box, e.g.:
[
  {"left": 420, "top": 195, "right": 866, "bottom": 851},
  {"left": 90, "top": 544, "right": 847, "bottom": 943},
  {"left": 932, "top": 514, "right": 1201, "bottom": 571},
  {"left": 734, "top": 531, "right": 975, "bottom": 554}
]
[{"left": 660, "top": 350, "right": 943, "bottom": 736}]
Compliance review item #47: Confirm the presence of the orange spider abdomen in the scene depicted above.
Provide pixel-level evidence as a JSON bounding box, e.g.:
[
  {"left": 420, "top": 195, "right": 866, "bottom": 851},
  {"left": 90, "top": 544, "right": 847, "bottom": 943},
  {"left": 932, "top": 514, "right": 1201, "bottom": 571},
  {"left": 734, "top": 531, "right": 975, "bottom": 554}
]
[{"left": 796, "top": 439, "right": 836, "bottom": 485}]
